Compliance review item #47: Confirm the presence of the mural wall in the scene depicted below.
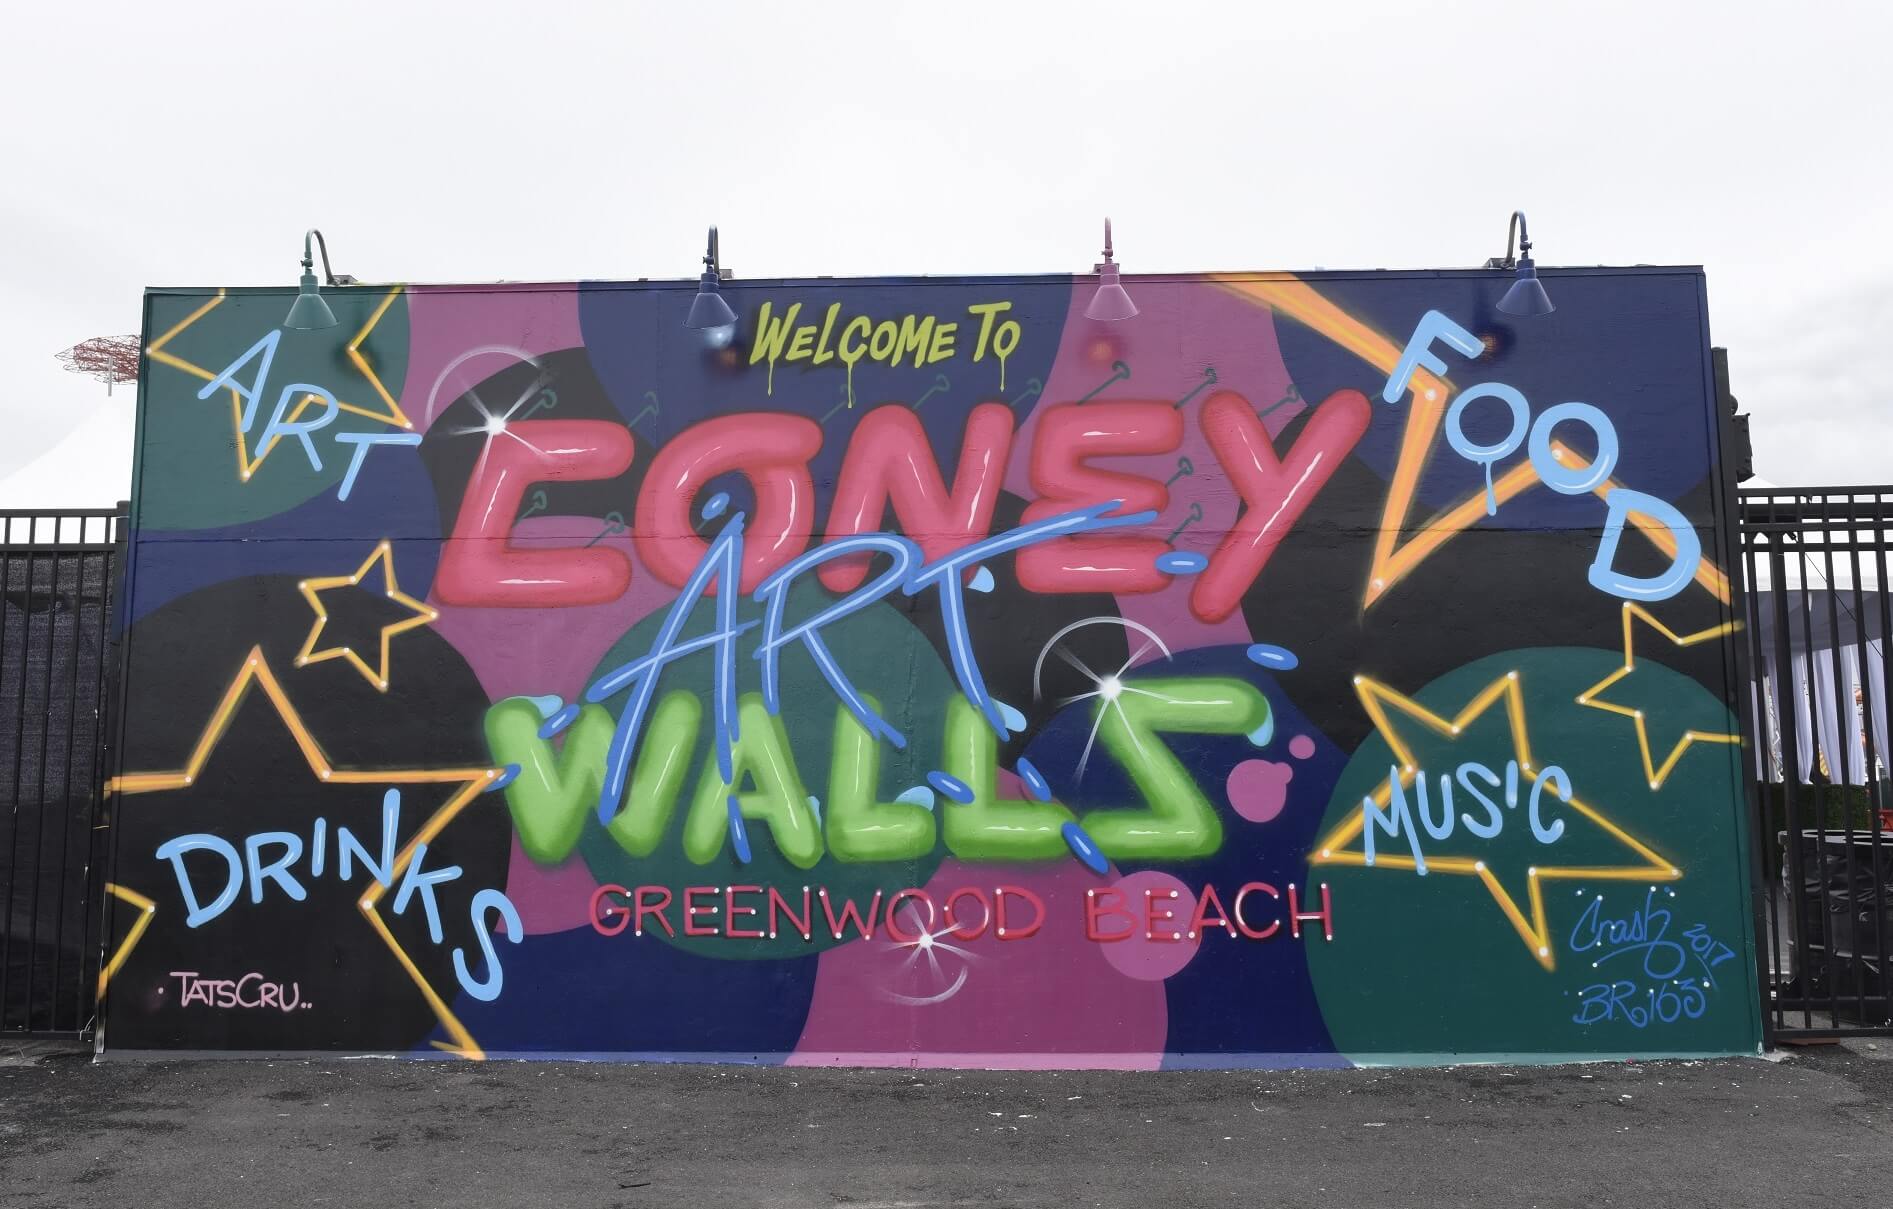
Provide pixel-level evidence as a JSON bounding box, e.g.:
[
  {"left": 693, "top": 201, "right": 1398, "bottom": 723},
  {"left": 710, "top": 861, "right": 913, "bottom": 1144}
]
[{"left": 103, "top": 267, "right": 1759, "bottom": 1064}]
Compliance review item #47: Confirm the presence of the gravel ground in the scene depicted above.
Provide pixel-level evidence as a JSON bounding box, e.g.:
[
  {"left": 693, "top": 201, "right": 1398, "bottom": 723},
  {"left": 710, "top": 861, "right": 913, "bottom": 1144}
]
[{"left": 2, "top": 1045, "right": 1890, "bottom": 1207}]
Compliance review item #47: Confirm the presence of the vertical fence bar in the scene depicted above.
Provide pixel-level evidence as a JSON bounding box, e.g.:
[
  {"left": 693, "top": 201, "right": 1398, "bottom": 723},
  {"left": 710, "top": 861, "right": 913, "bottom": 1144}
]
[
  {"left": 1872, "top": 491, "right": 1893, "bottom": 1024},
  {"left": 1816, "top": 493, "right": 1865, "bottom": 1023},
  {"left": 48, "top": 543, "right": 90, "bottom": 1031},
  {"left": 0, "top": 518, "right": 11, "bottom": 1028},
  {"left": 1847, "top": 492, "right": 1891, "bottom": 1024},
  {"left": 75, "top": 517, "right": 120, "bottom": 1034},
  {"left": 1741, "top": 514, "right": 1783, "bottom": 1035},
  {"left": 1769, "top": 536, "right": 1811, "bottom": 1028},
  {"left": 1794, "top": 517, "right": 1843, "bottom": 1024},
  {"left": 22, "top": 538, "right": 65, "bottom": 1029},
  {"left": 91, "top": 503, "right": 133, "bottom": 1051},
  {"left": 73, "top": 547, "right": 102, "bottom": 1030}
]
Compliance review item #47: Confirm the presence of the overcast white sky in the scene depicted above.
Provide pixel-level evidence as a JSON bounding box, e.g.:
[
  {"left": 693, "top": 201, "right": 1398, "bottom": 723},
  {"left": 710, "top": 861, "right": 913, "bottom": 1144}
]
[{"left": 1, "top": 0, "right": 1888, "bottom": 505}]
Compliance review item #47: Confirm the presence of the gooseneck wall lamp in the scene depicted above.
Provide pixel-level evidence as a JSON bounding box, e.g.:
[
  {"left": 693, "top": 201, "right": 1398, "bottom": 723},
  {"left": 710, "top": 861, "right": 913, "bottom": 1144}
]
[
  {"left": 1489, "top": 211, "right": 1555, "bottom": 317},
  {"left": 685, "top": 226, "right": 738, "bottom": 337},
  {"left": 284, "top": 229, "right": 344, "bottom": 331},
  {"left": 1084, "top": 218, "right": 1138, "bottom": 321}
]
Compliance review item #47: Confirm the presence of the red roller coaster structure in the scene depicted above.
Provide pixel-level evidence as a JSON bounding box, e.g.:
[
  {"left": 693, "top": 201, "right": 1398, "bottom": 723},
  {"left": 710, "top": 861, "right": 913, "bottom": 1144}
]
[{"left": 56, "top": 334, "right": 141, "bottom": 395}]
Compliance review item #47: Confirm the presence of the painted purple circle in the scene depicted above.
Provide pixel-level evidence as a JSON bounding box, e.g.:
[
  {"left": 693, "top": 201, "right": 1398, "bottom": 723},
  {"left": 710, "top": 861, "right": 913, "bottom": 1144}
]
[
  {"left": 1098, "top": 871, "right": 1200, "bottom": 982},
  {"left": 1288, "top": 734, "right": 1316, "bottom": 760},
  {"left": 1226, "top": 758, "right": 1293, "bottom": 823}
]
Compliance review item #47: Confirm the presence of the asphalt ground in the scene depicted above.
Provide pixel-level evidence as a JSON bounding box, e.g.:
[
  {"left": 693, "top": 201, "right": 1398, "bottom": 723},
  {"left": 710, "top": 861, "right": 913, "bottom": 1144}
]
[{"left": 3, "top": 1045, "right": 1891, "bottom": 1207}]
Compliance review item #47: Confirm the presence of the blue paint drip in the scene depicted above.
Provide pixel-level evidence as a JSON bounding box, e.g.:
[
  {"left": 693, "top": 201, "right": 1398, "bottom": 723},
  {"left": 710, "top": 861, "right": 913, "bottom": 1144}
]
[
  {"left": 1247, "top": 714, "right": 1275, "bottom": 747},
  {"left": 537, "top": 703, "right": 583, "bottom": 740},
  {"left": 894, "top": 786, "right": 937, "bottom": 811},
  {"left": 702, "top": 491, "right": 730, "bottom": 521},
  {"left": 926, "top": 771, "right": 975, "bottom": 804},
  {"left": 728, "top": 796, "right": 752, "bottom": 864},
  {"left": 1061, "top": 821, "right": 1109, "bottom": 875},
  {"left": 1016, "top": 757, "right": 1052, "bottom": 802},
  {"left": 484, "top": 764, "right": 522, "bottom": 792},
  {"left": 1245, "top": 643, "right": 1299, "bottom": 671},
  {"left": 524, "top": 694, "right": 564, "bottom": 720},
  {"left": 996, "top": 699, "right": 1027, "bottom": 736},
  {"left": 967, "top": 565, "right": 996, "bottom": 593},
  {"left": 1155, "top": 551, "right": 1208, "bottom": 575}
]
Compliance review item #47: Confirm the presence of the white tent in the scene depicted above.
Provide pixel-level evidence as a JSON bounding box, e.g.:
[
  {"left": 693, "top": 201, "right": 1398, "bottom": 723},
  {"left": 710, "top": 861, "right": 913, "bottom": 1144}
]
[{"left": 0, "top": 403, "right": 134, "bottom": 509}]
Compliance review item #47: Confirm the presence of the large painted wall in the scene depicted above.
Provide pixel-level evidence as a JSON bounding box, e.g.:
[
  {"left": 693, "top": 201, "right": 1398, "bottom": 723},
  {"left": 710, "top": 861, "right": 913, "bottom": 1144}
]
[{"left": 104, "top": 268, "right": 1758, "bottom": 1064}]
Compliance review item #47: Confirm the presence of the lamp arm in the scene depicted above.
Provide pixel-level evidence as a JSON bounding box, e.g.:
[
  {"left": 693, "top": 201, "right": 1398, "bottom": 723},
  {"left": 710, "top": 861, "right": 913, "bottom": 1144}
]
[
  {"left": 1504, "top": 211, "right": 1532, "bottom": 267},
  {"left": 705, "top": 226, "right": 720, "bottom": 274},
  {"left": 302, "top": 229, "right": 338, "bottom": 287}
]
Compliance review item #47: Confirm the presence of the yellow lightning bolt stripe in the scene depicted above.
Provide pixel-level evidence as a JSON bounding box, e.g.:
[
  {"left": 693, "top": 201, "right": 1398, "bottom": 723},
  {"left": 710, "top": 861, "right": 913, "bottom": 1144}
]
[{"left": 1207, "top": 275, "right": 1730, "bottom": 610}]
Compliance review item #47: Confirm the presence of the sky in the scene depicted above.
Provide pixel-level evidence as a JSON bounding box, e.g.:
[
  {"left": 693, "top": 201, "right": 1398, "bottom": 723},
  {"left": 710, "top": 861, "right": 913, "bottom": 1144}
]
[{"left": 1, "top": 0, "right": 1888, "bottom": 505}]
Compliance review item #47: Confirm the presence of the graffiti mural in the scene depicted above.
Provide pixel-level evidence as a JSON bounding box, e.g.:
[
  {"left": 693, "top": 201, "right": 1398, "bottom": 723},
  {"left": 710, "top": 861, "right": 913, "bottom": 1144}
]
[{"left": 103, "top": 266, "right": 1758, "bottom": 1065}]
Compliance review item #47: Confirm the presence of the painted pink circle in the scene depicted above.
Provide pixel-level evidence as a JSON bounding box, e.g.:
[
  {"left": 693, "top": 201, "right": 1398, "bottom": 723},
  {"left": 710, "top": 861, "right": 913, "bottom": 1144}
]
[
  {"left": 1226, "top": 758, "right": 1293, "bottom": 823},
  {"left": 1098, "top": 871, "right": 1200, "bottom": 982},
  {"left": 1288, "top": 734, "right": 1316, "bottom": 760}
]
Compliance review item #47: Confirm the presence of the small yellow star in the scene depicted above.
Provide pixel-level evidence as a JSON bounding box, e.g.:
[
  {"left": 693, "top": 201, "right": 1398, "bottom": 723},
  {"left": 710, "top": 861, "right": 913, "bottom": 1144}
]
[
  {"left": 1311, "top": 670, "right": 1679, "bottom": 970},
  {"left": 296, "top": 540, "right": 438, "bottom": 692},
  {"left": 103, "top": 648, "right": 499, "bottom": 1057},
  {"left": 1576, "top": 602, "right": 1742, "bottom": 790}
]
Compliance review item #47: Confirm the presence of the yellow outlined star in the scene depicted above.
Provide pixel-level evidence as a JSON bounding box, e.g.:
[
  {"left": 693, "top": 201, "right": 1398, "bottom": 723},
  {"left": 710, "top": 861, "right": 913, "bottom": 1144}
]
[
  {"left": 295, "top": 540, "right": 438, "bottom": 692},
  {"left": 1577, "top": 602, "right": 1742, "bottom": 790},
  {"left": 1310, "top": 670, "right": 1680, "bottom": 970},
  {"left": 102, "top": 649, "right": 499, "bottom": 1058},
  {"left": 1207, "top": 275, "right": 1732, "bottom": 611},
  {"left": 145, "top": 286, "right": 411, "bottom": 482}
]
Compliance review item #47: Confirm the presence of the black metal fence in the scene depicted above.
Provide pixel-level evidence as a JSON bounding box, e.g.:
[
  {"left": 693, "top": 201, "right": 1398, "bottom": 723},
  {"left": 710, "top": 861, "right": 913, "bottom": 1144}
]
[
  {"left": 1740, "top": 487, "right": 1893, "bottom": 1039},
  {"left": 0, "top": 507, "right": 125, "bottom": 1035}
]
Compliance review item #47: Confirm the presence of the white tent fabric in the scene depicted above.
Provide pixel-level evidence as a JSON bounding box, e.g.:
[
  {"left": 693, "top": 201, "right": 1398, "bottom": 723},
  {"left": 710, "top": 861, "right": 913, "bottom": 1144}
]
[
  {"left": 1811, "top": 646, "right": 1869, "bottom": 784},
  {"left": 1862, "top": 650, "right": 1877, "bottom": 787},
  {"left": 1760, "top": 638, "right": 1890, "bottom": 786},
  {"left": 1794, "top": 653, "right": 1819, "bottom": 783}
]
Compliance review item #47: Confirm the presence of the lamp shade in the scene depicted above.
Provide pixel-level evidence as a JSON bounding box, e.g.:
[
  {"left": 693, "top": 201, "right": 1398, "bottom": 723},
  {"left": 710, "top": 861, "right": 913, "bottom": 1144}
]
[
  {"left": 686, "top": 272, "right": 737, "bottom": 329},
  {"left": 1085, "top": 261, "right": 1139, "bottom": 321},
  {"left": 284, "top": 271, "right": 338, "bottom": 330},
  {"left": 1496, "top": 256, "right": 1554, "bottom": 316}
]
